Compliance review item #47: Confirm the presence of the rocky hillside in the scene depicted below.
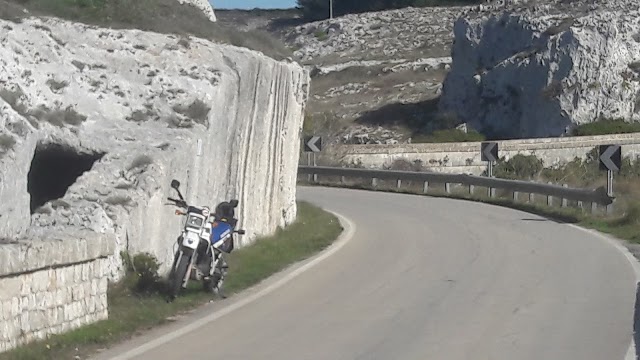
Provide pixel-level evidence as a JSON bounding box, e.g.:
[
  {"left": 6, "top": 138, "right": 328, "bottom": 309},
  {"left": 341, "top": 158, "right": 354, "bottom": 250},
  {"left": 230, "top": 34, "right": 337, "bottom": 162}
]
[
  {"left": 219, "top": 0, "right": 640, "bottom": 144},
  {"left": 218, "top": 5, "right": 511, "bottom": 144},
  {"left": 0, "top": 2, "right": 309, "bottom": 275},
  {"left": 440, "top": 0, "right": 640, "bottom": 139},
  {"left": 280, "top": 6, "right": 465, "bottom": 144}
]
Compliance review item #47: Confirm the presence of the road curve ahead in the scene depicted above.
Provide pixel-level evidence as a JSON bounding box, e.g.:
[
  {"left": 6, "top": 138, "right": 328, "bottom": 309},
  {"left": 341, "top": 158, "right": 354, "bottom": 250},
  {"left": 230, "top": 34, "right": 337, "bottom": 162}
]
[{"left": 97, "top": 187, "right": 637, "bottom": 360}]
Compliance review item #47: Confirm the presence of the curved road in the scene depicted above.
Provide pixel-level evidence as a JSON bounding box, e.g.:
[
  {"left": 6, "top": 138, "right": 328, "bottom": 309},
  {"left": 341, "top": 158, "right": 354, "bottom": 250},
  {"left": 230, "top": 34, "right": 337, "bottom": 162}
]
[{"left": 96, "top": 187, "right": 637, "bottom": 360}]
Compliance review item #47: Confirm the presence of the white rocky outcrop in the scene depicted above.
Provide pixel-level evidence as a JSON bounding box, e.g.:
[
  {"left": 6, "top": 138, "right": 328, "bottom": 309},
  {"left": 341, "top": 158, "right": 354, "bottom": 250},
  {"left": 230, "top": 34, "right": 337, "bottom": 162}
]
[
  {"left": 178, "top": 0, "right": 217, "bottom": 22},
  {"left": 439, "top": 1, "right": 640, "bottom": 138},
  {"left": 0, "top": 16, "right": 309, "bottom": 276}
]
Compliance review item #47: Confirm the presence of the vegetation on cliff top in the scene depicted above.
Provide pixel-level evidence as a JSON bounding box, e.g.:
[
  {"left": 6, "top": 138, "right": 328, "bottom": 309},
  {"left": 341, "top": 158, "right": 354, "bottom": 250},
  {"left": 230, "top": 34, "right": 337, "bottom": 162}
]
[
  {"left": 296, "top": 0, "right": 483, "bottom": 21},
  {"left": 0, "top": 0, "right": 292, "bottom": 60}
]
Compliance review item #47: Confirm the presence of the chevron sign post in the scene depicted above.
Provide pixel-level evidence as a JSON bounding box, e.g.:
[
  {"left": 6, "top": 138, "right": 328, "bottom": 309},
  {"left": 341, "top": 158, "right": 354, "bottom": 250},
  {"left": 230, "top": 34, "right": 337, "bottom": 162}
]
[
  {"left": 481, "top": 142, "right": 499, "bottom": 197},
  {"left": 481, "top": 142, "right": 499, "bottom": 176},
  {"left": 599, "top": 144, "right": 622, "bottom": 214},
  {"left": 304, "top": 136, "right": 322, "bottom": 153},
  {"left": 303, "top": 135, "right": 322, "bottom": 182}
]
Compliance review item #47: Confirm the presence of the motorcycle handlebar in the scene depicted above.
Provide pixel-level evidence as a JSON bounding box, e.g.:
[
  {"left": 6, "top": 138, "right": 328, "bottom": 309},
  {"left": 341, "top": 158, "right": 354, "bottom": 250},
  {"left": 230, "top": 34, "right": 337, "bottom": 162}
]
[{"left": 167, "top": 197, "right": 188, "bottom": 208}]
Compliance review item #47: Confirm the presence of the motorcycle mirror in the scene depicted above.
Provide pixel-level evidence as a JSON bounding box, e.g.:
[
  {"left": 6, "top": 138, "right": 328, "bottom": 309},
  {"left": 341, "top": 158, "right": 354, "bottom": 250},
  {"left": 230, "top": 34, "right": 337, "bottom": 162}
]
[
  {"left": 170, "top": 180, "right": 181, "bottom": 190},
  {"left": 230, "top": 199, "right": 239, "bottom": 207},
  {"left": 236, "top": 230, "right": 246, "bottom": 235}
]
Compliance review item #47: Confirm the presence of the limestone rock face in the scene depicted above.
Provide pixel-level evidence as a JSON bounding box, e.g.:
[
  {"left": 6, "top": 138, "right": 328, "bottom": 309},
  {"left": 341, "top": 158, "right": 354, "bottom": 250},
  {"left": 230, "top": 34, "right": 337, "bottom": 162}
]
[
  {"left": 439, "top": 1, "right": 640, "bottom": 138},
  {"left": 0, "top": 16, "right": 309, "bottom": 275},
  {"left": 178, "top": 0, "right": 217, "bottom": 22}
]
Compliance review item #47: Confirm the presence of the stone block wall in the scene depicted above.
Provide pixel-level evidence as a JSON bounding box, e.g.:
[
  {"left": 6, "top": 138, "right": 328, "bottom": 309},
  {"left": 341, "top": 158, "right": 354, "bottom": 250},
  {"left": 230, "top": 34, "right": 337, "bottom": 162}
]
[
  {"left": 338, "top": 133, "right": 640, "bottom": 175},
  {"left": 0, "top": 232, "right": 114, "bottom": 353}
]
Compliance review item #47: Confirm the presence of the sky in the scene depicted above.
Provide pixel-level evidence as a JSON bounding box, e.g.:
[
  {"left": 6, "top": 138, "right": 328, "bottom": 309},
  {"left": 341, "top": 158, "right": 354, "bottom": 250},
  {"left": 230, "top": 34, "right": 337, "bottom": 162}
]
[{"left": 212, "top": 0, "right": 297, "bottom": 10}]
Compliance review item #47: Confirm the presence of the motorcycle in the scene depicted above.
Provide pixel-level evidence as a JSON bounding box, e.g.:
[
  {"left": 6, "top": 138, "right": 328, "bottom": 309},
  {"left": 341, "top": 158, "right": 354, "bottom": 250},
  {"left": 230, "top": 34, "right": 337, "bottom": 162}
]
[{"left": 166, "top": 179, "right": 245, "bottom": 301}]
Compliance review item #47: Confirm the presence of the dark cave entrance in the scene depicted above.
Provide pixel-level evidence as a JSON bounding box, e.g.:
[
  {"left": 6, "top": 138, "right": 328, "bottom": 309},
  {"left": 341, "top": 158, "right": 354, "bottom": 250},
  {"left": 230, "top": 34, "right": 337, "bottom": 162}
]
[{"left": 27, "top": 143, "right": 105, "bottom": 214}]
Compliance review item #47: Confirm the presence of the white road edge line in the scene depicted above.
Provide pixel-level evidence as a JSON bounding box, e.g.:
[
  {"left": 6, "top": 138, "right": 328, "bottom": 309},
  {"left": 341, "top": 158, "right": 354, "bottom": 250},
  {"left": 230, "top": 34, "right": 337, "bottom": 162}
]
[
  {"left": 568, "top": 224, "right": 640, "bottom": 360},
  {"left": 106, "top": 210, "right": 355, "bottom": 360}
]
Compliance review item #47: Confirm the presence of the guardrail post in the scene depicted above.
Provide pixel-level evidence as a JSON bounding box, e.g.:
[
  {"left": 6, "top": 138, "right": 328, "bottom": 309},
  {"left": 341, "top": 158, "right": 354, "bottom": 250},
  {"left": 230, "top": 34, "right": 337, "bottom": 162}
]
[
  {"left": 296, "top": 166, "right": 602, "bottom": 210},
  {"left": 313, "top": 173, "right": 318, "bottom": 183}
]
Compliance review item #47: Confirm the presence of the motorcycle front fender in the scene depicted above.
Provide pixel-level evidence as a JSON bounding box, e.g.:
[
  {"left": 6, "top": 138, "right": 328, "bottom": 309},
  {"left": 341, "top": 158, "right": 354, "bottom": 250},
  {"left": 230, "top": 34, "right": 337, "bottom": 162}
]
[{"left": 175, "top": 246, "right": 196, "bottom": 287}]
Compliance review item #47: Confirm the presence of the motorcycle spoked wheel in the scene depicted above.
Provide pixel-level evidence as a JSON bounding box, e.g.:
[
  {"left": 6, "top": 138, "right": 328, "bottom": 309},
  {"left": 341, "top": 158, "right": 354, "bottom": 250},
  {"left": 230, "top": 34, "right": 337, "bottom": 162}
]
[{"left": 169, "top": 251, "right": 191, "bottom": 300}]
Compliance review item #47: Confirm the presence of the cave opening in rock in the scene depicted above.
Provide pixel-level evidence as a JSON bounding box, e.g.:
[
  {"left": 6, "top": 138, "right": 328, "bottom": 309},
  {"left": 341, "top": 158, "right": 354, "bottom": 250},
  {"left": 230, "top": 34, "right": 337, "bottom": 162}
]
[{"left": 27, "top": 143, "right": 104, "bottom": 214}]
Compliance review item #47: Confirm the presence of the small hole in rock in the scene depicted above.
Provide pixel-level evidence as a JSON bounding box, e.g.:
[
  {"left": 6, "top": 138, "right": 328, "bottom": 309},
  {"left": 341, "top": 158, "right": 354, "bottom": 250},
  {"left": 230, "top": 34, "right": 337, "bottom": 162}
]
[{"left": 27, "top": 143, "right": 104, "bottom": 214}]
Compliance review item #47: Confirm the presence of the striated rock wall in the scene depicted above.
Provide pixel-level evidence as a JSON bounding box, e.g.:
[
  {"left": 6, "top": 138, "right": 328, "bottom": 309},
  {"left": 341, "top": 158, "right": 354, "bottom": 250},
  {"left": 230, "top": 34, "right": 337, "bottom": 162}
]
[
  {"left": 0, "top": 16, "right": 309, "bottom": 278},
  {"left": 439, "top": 1, "right": 640, "bottom": 138},
  {"left": 0, "top": 11, "right": 308, "bottom": 351}
]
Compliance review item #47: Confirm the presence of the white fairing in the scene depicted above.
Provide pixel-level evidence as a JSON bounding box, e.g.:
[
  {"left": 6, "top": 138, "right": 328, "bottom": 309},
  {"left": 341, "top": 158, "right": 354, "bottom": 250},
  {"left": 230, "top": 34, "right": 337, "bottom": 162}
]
[
  {"left": 201, "top": 223, "right": 212, "bottom": 240},
  {"left": 182, "top": 231, "right": 201, "bottom": 250}
]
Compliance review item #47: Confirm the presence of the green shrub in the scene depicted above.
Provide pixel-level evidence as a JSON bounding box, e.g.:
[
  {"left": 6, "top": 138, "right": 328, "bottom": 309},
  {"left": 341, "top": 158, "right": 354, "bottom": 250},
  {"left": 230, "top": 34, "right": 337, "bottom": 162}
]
[
  {"left": 296, "top": 0, "right": 483, "bottom": 21},
  {"left": 572, "top": 119, "right": 640, "bottom": 136},
  {"left": 493, "top": 154, "right": 544, "bottom": 180},
  {"left": 121, "top": 251, "right": 162, "bottom": 295},
  {"left": 412, "top": 129, "right": 485, "bottom": 143},
  {"left": 385, "top": 158, "right": 424, "bottom": 171},
  {"left": 313, "top": 30, "right": 328, "bottom": 41}
]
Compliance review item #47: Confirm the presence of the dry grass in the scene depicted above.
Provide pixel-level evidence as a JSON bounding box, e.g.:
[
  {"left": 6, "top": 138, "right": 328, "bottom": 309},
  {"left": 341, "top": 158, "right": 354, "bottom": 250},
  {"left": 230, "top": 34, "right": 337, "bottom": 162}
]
[
  {"left": 45, "top": 78, "right": 69, "bottom": 93},
  {"left": 0, "top": 133, "right": 16, "bottom": 157},
  {"left": 28, "top": 105, "right": 87, "bottom": 127},
  {"left": 0, "top": 86, "right": 28, "bottom": 115},
  {"left": 1, "top": 86, "right": 87, "bottom": 127},
  {"left": 104, "top": 194, "right": 133, "bottom": 206},
  {"left": 628, "top": 61, "right": 640, "bottom": 74},
  {"left": 172, "top": 99, "right": 211, "bottom": 128},
  {"left": 127, "top": 154, "right": 153, "bottom": 171},
  {"left": 126, "top": 109, "right": 157, "bottom": 123},
  {"left": 0, "top": 0, "right": 292, "bottom": 60}
]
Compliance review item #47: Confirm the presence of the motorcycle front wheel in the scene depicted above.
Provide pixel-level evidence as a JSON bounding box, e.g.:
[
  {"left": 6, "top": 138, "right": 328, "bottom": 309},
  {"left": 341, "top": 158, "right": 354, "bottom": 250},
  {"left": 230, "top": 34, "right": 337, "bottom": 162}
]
[{"left": 169, "top": 249, "right": 191, "bottom": 299}]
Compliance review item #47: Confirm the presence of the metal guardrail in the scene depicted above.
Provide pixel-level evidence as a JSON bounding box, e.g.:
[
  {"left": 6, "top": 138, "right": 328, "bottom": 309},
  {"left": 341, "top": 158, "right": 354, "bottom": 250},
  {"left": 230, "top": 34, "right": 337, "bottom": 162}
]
[{"left": 298, "top": 166, "right": 614, "bottom": 207}]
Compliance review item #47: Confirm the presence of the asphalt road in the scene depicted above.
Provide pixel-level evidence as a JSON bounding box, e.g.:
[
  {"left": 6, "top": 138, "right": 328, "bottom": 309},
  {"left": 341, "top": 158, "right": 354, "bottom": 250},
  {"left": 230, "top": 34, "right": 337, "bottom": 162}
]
[{"left": 95, "top": 187, "right": 637, "bottom": 360}]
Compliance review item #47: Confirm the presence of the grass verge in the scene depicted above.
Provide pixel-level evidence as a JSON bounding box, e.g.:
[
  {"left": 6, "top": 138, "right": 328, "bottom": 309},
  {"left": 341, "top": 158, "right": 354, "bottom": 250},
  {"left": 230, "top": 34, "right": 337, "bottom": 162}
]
[{"left": 0, "top": 201, "right": 343, "bottom": 360}]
